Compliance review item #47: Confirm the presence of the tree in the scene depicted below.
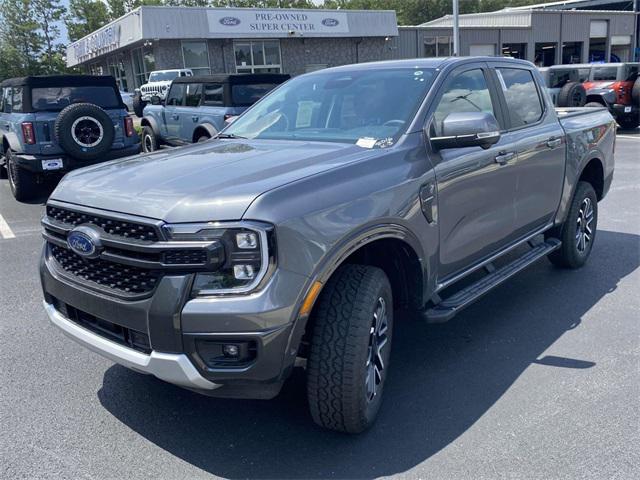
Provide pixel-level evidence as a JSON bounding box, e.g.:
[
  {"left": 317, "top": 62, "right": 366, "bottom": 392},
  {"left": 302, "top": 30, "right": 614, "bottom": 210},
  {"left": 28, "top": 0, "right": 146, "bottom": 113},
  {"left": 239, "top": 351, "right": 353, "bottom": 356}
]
[
  {"left": 0, "top": 0, "right": 44, "bottom": 77},
  {"left": 33, "top": 0, "right": 66, "bottom": 73},
  {"left": 65, "top": 0, "right": 110, "bottom": 42}
]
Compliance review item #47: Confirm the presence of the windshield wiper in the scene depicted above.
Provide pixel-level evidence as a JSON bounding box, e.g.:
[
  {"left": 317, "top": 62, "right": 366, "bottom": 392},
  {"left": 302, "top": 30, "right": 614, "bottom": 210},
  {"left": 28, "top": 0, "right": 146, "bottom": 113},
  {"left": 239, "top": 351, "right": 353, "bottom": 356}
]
[{"left": 215, "top": 133, "right": 247, "bottom": 139}]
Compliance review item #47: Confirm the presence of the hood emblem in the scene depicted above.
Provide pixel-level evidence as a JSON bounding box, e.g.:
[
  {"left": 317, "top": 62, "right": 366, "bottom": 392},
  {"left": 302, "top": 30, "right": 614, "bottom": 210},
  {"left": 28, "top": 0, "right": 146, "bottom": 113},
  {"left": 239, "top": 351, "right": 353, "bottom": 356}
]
[{"left": 67, "top": 226, "right": 103, "bottom": 259}]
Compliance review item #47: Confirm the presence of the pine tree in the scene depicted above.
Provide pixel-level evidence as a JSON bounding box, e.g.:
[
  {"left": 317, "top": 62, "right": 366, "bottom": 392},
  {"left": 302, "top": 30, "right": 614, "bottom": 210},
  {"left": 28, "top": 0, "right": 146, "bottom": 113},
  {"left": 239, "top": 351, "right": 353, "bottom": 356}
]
[
  {"left": 65, "top": 0, "right": 111, "bottom": 42},
  {"left": 33, "top": 0, "right": 67, "bottom": 73},
  {"left": 0, "top": 0, "right": 44, "bottom": 77}
]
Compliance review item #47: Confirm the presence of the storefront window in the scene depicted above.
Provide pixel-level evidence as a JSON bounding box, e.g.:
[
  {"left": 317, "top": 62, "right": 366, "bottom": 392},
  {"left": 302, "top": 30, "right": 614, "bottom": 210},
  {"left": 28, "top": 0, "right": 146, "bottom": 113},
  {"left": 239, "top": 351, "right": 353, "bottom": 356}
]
[
  {"left": 89, "top": 63, "right": 104, "bottom": 75},
  {"left": 182, "top": 41, "right": 210, "bottom": 76},
  {"left": 108, "top": 56, "right": 128, "bottom": 92},
  {"left": 562, "top": 42, "right": 582, "bottom": 64},
  {"left": 423, "top": 36, "right": 452, "bottom": 58},
  {"left": 501, "top": 43, "right": 527, "bottom": 60},
  {"left": 132, "top": 47, "right": 155, "bottom": 87},
  {"left": 234, "top": 40, "right": 282, "bottom": 74},
  {"left": 534, "top": 43, "right": 557, "bottom": 67}
]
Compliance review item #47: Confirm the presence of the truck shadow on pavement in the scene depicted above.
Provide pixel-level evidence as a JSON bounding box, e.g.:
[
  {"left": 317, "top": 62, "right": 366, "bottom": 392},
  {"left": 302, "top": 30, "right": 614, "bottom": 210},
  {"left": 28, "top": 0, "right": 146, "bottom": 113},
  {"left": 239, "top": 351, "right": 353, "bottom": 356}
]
[{"left": 98, "top": 229, "right": 638, "bottom": 479}]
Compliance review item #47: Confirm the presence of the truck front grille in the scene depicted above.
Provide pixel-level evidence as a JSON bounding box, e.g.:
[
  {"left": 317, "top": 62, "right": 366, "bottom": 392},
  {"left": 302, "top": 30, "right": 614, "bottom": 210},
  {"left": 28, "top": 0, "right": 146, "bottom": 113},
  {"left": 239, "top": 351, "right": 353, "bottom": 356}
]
[
  {"left": 51, "top": 245, "right": 162, "bottom": 295},
  {"left": 46, "top": 205, "right": 159, "bottom": 241},
  {"left": 43, "top": 203, "right": 222, "bottom": 299}
]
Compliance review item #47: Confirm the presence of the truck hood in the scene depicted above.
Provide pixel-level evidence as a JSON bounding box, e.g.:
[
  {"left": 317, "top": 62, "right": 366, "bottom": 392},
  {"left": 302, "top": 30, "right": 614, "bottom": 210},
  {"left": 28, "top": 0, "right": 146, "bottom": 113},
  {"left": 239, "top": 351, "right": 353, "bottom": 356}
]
[{"left": 51, "top": 139, "right": 371, "bottom": 223}]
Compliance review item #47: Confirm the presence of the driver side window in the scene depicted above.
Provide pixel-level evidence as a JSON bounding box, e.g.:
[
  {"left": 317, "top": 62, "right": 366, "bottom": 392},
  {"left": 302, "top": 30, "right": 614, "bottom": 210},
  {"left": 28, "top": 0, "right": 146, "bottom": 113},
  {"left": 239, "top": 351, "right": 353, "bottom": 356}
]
[
  {"left": 166, "top": 84, "right": 186, "bottom": 106},
  {"left": 432, "top": 69, "right": 496, "bottom": 136}
]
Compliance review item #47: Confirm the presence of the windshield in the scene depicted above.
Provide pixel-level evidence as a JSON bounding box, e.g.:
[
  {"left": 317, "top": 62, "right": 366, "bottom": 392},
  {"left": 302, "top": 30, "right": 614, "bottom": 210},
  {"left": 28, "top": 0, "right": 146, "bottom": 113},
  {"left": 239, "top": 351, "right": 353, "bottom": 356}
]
[
  {"left": 149, "top": 71, "right": 180, "bottom": 82},
  {"left": 224, "top": 67, "right": 436, "bottom": 144},
  {"left": 31, "top": 86, "right": 120, "bottom": 111}
]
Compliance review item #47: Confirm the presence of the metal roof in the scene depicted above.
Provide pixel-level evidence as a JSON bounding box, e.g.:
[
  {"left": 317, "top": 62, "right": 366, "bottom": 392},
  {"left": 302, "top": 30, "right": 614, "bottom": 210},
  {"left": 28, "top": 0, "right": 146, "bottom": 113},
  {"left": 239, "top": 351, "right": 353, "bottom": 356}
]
[{"left": 506, "top": 0, "right": 636, "bottom": 10}]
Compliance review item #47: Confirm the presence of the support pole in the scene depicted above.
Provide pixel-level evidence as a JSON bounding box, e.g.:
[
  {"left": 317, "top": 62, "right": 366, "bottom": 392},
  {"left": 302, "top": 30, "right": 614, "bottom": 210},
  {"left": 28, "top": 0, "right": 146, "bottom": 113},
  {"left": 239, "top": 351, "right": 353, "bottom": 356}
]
[{"left": 453, "top": 0, "right": 460, "bottom": 56}]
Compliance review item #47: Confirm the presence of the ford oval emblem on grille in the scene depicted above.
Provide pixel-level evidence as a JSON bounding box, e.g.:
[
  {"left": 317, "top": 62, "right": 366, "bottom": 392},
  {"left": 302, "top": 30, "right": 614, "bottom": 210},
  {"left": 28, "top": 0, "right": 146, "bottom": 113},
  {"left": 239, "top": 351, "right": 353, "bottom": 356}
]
[
  {"left": 219, "top": 16, "right": 241, "bottom": 26},
  {"left": 67, "top": 226, "right": 103, "bottom": 259},
  {"left": 322, "top": 18, "right": 339, "bottom": 27}
]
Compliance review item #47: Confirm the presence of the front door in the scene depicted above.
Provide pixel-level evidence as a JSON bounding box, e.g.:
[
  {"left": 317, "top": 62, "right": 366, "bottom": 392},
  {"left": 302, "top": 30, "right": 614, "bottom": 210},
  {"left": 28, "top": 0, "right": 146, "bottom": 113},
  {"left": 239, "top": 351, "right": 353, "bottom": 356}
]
[
  {"left": 163, "top": 83, "right": 186, "bottom": 143},
  {"left": 428, "top": 64, "right": 520, "bottom": 279},
  {"left": 178, "top": 83, "right": 203, "bottom": 143}
]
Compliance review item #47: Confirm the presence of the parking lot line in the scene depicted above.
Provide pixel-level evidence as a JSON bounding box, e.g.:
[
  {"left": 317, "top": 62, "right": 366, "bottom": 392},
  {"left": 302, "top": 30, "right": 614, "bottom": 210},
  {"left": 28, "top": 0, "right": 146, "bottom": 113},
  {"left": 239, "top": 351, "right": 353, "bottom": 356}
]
[
  {"left": 616, "top": 135, "right": 640, "bottom": 140},
  {"left": 0, "top": 212, "right": 16, "bottom": 239}
]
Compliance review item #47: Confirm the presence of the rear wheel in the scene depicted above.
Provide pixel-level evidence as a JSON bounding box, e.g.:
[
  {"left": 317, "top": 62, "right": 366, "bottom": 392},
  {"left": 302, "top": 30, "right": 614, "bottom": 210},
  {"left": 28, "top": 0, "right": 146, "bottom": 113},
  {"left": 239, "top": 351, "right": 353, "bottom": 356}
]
[
  {"left": 547, "top": 181, "right": 598, "bottom": 269},
  {"left": 307, "top": 264, "right": 393, "bottom": 434},
  {"left": 585, "top": 101, "right": 605, "bottom": 108},
  {"left": 6, "top": 149, "right": 37, "bottom": 201}
]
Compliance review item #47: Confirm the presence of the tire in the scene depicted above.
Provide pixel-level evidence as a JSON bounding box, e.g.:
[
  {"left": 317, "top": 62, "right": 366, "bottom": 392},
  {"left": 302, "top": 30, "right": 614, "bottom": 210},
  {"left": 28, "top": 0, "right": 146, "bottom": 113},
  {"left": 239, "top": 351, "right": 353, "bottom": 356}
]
[
  {"left": 632, "top": 78, "right": 640, "bottom": 106},
  {"left": 196, "top": 133, "right": 211, "bottom": 143},
  {"left": 547, "top": 181, "right": 598, "bottom": 269},
  {"left": 557, "top": 82, "right": 586, "bottom": 107},
  {"left": 6, "top": 149, "right": 37, "bottom": 201},
  {"left": 585, "top": 101, "right": 605, "bottom": 108},
  {"left": 133, "top": 95, "right": 146, "bottom": 118},
  {"left": 54, "top": 103, "right": 114, "bottom": 161},
  {"left": 141, "top": 126, "right": 158, "bottom": 153},
  {"left": 617, "top": 116, "right": 639, "bottom": 130},
  {"left": 307, "top": 264, "right": 393, "bottom": 434}
]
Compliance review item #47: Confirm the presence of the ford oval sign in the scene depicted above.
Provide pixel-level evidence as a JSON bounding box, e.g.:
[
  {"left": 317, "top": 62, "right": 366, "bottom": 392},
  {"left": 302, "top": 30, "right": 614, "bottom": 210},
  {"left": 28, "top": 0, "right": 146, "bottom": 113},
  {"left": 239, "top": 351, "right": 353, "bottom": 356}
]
[
  {"left": 219, "top": 16, "right": 241, "bottom": 26},
  {"left": 322, "top": 18, "right": 340, "bottom": 27},
  {"left": 67, "top": 226, "right": 102, "bottom": 259}
]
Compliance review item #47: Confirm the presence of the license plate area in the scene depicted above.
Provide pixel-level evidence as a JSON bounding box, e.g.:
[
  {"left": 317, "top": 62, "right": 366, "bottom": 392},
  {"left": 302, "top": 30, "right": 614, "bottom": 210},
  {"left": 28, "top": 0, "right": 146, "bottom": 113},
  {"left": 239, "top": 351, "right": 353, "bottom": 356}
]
[{"left": 42, "top": 159, "right": 63, "bottom": 171}]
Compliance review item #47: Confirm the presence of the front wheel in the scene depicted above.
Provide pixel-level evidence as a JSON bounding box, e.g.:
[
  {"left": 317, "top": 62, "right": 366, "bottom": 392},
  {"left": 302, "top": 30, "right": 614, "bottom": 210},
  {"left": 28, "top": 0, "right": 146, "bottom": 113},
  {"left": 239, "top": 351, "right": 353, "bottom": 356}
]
[
  {"left": 547, "top": 181, "right": 598, "bottom": 269},
  {"left": 307, "top": 264, "right": 393, "bottom": 434},
  {"left": 141, "top": 126, "right": 158, "bottom": 153},
  {"left": 617, "top": 116, "right": 639, "bottom": 130}
]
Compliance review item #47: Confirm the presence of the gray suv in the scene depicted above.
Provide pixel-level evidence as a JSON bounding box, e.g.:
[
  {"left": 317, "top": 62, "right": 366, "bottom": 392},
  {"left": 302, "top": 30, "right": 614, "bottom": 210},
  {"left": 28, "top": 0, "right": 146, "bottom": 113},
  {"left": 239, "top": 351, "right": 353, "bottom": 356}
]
[{"left": 40, "top": 58, "right": 615, "bottom": 433}]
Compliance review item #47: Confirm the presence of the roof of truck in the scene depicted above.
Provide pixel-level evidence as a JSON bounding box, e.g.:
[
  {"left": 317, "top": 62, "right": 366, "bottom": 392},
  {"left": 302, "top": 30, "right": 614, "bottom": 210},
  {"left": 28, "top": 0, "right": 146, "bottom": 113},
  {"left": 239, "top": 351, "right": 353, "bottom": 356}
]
[
  {"left": 0, "top": 75, "right": 119, "bottom": 88},
  {"left": 172, "top": 73, "right": 291, "bottom": 85}
]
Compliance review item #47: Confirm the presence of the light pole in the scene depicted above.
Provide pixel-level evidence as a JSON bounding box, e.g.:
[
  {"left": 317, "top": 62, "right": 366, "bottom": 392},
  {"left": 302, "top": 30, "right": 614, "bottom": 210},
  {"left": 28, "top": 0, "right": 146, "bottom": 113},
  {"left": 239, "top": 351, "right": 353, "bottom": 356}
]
[{"left": 453, "top": 0, "right": 460, "bottom": 56}]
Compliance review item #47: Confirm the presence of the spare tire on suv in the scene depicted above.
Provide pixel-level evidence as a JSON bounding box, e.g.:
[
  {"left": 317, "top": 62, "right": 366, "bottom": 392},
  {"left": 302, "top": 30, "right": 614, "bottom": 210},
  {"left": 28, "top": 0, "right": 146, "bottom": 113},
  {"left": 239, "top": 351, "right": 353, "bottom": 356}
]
[
  {"left": 632, "top": 78, "right": 640, "bottom": 106},
  {"left": 557, "top": 82, "right": 587, "bottom": 107},
  {"left": 54, "top": 103, "right": 115, "bottom": 161}
]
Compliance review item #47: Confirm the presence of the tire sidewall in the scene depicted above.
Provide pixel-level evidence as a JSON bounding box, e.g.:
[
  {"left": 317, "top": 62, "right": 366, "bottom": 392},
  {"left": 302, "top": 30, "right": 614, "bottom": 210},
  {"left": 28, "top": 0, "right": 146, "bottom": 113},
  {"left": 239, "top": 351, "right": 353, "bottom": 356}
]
[
  {"left": 142, "top": 126, "right": 157, "bottom": 152},
  {"left": 561, "top": 182, "right": 598, "bottom": 267},
  {"left": 55, "top": 103, "right": 114, "bottom": 160}
]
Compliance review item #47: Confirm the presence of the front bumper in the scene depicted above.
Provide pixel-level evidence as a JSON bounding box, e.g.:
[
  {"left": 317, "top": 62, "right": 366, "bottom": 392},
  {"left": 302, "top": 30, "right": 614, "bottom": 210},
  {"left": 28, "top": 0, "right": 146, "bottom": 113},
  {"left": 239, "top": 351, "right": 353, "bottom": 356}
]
[
  {"left": 40, "top": 243, "right": 309, "bottom": 398},
  {"left": 43, "top": 300, "right": 218, "bottom": 390},
  {"left": 16, "top": 143, "right": 141, "bottom": 174}
]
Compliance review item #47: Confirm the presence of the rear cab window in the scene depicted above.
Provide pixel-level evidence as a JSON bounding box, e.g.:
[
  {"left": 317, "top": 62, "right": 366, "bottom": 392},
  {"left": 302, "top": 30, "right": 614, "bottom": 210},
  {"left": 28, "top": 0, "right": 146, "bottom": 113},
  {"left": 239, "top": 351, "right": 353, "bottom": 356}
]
[
  {"left": 31, "top": 86, "right": 119, "bottom": 111},
  {"left": 231, "top": 83, "right": 280, "bottom": 106},
  {"left": 203, "top": 84, "right": 224, "bottom": 106},
  {"left": 496, "top": 68, "right": 544, "bottom": 128},
  {"left": 592, "top": 67, "right": 618, "bottom": 81}
]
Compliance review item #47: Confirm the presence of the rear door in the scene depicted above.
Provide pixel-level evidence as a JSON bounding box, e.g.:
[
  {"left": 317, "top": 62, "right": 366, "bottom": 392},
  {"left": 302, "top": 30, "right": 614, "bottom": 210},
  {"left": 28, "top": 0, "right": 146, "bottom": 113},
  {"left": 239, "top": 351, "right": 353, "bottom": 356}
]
[
  {"left": 428, "top": 62, "right": 521, "bottom": 279},
  {"left": 491, "top": 64, "right": 566, "bottom": 236}
]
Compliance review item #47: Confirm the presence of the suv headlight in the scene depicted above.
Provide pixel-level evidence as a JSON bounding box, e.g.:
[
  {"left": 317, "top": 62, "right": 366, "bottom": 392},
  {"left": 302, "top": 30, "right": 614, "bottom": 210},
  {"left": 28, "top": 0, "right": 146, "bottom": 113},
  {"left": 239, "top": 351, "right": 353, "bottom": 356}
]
[{"left": 163, "top": 222, "right": 274, "bottom": 296}]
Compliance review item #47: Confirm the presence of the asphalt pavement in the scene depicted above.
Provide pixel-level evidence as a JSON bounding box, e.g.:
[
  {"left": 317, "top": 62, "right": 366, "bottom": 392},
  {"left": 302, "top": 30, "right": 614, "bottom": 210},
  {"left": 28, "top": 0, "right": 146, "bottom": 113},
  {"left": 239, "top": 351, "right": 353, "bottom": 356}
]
[{"left": 1, "top": 131, "right": 639, "bottom": 479}]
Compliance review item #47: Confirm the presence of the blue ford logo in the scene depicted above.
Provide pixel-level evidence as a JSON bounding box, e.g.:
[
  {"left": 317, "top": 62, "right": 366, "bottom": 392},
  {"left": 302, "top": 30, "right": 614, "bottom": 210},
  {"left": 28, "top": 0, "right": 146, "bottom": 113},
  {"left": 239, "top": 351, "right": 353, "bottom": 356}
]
[
  {"left": 67, "top": 226, "right": 102, "bottom": 259},
  {"left": 219, "top": 16, "right": 241, "bottom": 26},
  {"left": 322, "top": 18, "right": 339, "bottom": 27}
]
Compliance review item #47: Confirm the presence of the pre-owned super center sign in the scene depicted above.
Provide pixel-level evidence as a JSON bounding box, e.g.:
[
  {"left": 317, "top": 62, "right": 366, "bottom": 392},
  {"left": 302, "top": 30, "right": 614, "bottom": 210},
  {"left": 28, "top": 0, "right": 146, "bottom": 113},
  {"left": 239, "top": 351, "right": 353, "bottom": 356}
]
[{"left": 207, "top": 10, "right": 350, "bottom": 36}]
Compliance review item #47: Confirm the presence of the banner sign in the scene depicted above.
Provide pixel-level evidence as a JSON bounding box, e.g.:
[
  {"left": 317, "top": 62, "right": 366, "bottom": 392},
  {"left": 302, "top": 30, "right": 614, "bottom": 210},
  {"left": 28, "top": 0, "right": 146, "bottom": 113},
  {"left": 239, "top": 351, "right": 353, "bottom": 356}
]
[
  {"left": 207, "top": 10, "right": 350, "bottom": 36},
  {"left": 73, "top": 24, "right": 122, "bottom": 62}
]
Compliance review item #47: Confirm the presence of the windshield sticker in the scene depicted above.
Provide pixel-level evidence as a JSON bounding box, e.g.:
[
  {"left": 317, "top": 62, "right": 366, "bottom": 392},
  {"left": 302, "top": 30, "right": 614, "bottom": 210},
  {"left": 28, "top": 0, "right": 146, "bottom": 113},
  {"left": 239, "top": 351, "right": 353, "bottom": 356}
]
[
  {"left": 375, "top": 137, "right": 394, "bottom": 149},
  {"left": 356, "top": 137, "right": 378, "bottom": 149}
]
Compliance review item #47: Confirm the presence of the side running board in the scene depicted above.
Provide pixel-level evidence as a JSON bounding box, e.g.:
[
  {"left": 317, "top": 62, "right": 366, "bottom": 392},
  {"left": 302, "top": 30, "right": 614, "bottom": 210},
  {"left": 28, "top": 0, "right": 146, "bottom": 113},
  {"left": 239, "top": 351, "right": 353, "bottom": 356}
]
[{"left": 424, "top": 238, "right": 561, "bottom": 323}]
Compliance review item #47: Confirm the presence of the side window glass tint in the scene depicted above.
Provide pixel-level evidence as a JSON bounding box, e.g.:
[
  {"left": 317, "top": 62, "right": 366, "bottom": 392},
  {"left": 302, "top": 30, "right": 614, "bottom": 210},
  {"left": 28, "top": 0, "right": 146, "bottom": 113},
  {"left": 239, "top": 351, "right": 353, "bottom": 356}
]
[
  {"left": 432, "top": 69, "right": 496, "bottom": 136},
  {"left": 166, "top": 84, "right": 185, "bottom": 106},
  {"left": 185, "top": 83, "right": 202, "bottom": 107},
  {"left": 496, "top": 68, "right": 543, "bottom": 127},
  {"left": 203, "top": 84, "right": 223, "bottom": 106},
  {"left": 11, "top": 87, "right": 23, "bottom": 112},
  {"left": 3, "top": 88, "right": 13, "bottom": 113}
]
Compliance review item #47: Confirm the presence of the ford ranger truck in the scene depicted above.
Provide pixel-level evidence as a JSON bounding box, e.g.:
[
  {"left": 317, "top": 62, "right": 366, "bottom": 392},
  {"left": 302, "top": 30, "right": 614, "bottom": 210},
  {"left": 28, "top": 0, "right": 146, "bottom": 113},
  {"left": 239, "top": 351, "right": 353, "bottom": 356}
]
[{"left": 40, "top": 58, "right": 615, "bottom": 434}]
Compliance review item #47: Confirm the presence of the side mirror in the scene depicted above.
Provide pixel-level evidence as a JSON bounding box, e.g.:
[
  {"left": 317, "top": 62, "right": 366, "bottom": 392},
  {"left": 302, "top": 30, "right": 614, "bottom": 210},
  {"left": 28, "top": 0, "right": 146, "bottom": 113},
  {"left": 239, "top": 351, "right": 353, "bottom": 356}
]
[
  {"left": 430, "top": 112, "right": 501, "bottom": 150},
  {"left": 150, "top": 95, "right": 162, "bottom": 106}
]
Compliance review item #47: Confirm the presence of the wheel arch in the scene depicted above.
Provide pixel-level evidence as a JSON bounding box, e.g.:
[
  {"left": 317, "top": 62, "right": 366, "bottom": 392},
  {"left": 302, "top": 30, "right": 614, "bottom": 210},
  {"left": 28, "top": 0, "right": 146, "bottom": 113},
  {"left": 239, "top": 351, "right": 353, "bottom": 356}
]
[
  {"left": 140, "top": 116, "right": 160, "bottom": 136},
  {"left": 192, "top": 123, "right": 218, "bottom": 143},
  {"left": 579, "top": 157, "right": 605, "bottom": 200}
]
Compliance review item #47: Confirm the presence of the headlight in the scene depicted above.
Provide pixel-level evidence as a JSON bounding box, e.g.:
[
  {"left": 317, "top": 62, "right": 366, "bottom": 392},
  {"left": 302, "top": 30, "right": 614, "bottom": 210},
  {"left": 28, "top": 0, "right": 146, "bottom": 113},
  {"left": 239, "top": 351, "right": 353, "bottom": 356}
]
[
  {"left": 162, "top": 85, "right": 168, "bottom": 91},
  {"left": 163, "top": 222, "right": 274, "bottom": 296}
]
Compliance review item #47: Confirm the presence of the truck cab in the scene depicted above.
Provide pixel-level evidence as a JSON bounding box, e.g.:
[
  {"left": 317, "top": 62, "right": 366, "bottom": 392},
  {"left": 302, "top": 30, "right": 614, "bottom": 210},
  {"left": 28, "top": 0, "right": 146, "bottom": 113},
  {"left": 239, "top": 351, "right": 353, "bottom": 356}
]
[{"left": 140, "top": 74, "right": 289, "bottom": 152}]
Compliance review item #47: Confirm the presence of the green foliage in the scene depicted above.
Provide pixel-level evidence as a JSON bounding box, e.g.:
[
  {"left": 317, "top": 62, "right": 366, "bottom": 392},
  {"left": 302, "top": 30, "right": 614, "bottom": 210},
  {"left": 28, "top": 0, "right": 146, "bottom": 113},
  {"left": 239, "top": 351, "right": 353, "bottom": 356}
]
[{"left": 65, "top": 0, "right": 110, "bottom": 42}]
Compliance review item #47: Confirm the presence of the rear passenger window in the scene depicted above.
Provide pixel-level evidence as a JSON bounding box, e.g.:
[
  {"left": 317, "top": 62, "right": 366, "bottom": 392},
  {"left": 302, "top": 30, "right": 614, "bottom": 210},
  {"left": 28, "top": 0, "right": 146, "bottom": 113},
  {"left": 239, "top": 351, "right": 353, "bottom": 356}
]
[
  {"left": 592, "top": 67, "right": 617, "bottom": 81},
  {"left": 496, "top": 68, "right": 543, "bottom": 127},
  {"left": 203, "top": 84, "right": 223, "bottom": 106},
  {"left": 11, "top": 87, "right": 23, "bottom": 112},
  {"left": 432, "top": 68, "right": 497, "bottom": 136},
  {"left": 184, "top": 83, "right": 202, "bottom": 107}
]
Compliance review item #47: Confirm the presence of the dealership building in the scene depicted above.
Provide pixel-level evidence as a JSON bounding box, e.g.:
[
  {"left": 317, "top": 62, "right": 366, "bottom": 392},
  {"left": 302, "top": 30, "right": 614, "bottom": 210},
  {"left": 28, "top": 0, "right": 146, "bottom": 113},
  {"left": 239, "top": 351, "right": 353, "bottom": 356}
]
[{"left": 66, "top": 6, "right": 398, "bottom": 92}]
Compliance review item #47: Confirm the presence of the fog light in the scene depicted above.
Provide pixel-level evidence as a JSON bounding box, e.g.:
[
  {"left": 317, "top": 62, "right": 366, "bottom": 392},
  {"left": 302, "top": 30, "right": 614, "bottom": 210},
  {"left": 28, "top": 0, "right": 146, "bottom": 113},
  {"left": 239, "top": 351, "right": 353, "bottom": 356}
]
[
  {"left": 236, "top": 232, "right": 257, "bottom": 249},
  {"left": 233, "top": 264, "right": 255, "bottom": 280},
  {"left": 223, "top": 344, "right": 239, "bottom": 357}
]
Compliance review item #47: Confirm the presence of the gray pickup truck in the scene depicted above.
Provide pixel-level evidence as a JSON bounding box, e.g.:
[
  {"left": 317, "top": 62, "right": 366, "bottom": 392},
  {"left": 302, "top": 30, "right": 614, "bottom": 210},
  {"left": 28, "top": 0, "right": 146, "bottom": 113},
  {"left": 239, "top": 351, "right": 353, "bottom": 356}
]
[{"left": 40, "top": 57, "right": 615, "bottom": 434}]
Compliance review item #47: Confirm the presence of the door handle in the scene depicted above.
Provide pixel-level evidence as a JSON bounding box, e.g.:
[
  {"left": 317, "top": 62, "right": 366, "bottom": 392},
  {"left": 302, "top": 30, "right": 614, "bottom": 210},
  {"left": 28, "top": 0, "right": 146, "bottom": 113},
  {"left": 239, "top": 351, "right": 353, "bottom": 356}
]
[
  {"left": 171, "top": 114, "right": 179, "bottom": 120},
  {"left": 546, "top": 137, "right": 562, "bottom": 149},
  {"left": 494, "top": 151, "right": 515, "bottom": 165},
  {"left": 192, "top": 116, "right": 199, "bottom": 122}
]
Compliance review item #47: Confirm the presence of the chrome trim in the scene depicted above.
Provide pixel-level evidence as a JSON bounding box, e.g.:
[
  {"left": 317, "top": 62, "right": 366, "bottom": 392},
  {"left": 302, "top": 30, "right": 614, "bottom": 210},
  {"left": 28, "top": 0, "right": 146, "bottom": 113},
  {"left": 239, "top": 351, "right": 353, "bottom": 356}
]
[
  {"left": 436, "top": 223, "right": 553, "bottom": 292},
  {"left": 44, "top": 301, "right": 219, "bottom": 391}
]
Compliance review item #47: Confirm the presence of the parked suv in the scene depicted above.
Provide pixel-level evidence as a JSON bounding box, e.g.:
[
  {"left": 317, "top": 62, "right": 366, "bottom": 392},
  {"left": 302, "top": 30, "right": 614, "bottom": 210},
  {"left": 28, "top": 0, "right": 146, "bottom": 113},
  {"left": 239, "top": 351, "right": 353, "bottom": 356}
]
[
  {"left": 133, "top": 69, "right": 193, "bottom": 117},
  {"left": 539, "top": 65, "right": 589, "bottom": 107},
  {"left": 582, "top": 62, "right": 640, "bottom": 129},
  {"left": 0, "top": 75, "right": 139, "bottom": 201},
  {"left": 41, "top": 58, "right": 615, "bottom": 433},
  {"left": 140, "top": 73, "right": 289, "bottom": 152}
]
